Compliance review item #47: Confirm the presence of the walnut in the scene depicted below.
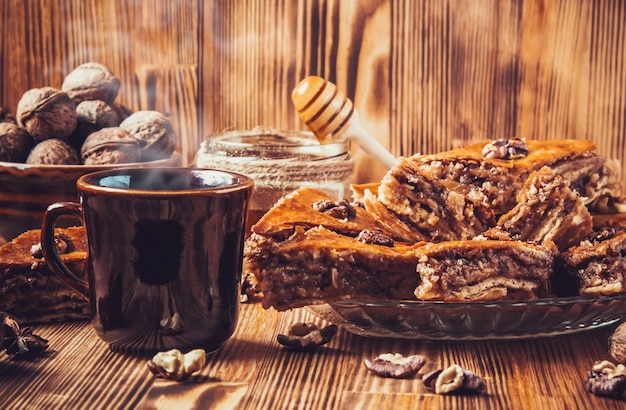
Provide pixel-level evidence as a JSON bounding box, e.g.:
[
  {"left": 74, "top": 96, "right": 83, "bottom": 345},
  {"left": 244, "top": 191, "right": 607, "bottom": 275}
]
[
  {"left": 68, "top": 120, "right": 98, "bottom": 153},
  {"left": 482, "top": 137, "right": 529, "bottom": 160},
  {"left": 609, "top": 322, "right": 626, "bottom": 364},
  {"left": 69, "top": 100, "right": 120, "bottom": 151},
  {"left": 585, "top": 227, "right": 617, "bottom": 244},
  {"left": 26, "top": 139, "right": 80, "bottom": 165},
  {"left": 422, "top": 364, "right": 487, "bottom": 395},
  {"left": 356, "top": 229, "right": 394, "bottom": 247},
  {"left": 312, "top": 199, "right": 357, "bottom": 219},
  {"left": 0, "top": 106, "right": 16, "bottom": 124},
  {"left": 240, "top": 273, "right": 260, "bottom": 303},
  {"left": 16, "top": 87, "right": 77, "bottom": 143},
  {"left": 80, "top": 127, "right": 142, "bottom": 165},
  {"left": 585, "top": 360, "right": 626, "bottom": 398},
  {"left": 30, "top": 232, "right": 75, "bottom": 259},
  {"left": 0, "top": 123, "right": 34, "bottom": 162},
  {"left": 147, "top": 348, "right": 206, "bottom": 381},
  {"left": 312, "top": 200, "right": 335, "bottom": 212},
  {"left": 62, "top": 62, "right": 121, "bottom": 104},
  {"left": 277, "top": 322, "right": 338, "bottom": 350},
  {"left": 119, "top": 110, "right": 176, "bottom": 161},
  {"left": 364, "top": 353, "right": 426, "bottom": 378},
  {"left": 76, "top": 100, "right": 119, "bottom": 129},
  {"left": 111, "top": 102, "right": 133, "bottom": 123}
]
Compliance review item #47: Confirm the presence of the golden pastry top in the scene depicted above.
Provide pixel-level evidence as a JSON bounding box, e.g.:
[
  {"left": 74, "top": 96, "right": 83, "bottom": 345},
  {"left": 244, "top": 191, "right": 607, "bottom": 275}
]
[
  {"left": 0, "top": 226, "right": 87, "bottom": 271},
  {"left": 252, "top": 187, "right": 398, "bottom": 238},
  {"left": 410, "top": 139, "right": 596, "bottom": 170}
]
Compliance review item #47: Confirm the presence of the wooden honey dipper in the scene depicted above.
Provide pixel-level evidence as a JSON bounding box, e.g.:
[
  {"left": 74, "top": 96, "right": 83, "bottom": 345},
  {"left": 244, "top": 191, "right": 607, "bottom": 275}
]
[{"left": 291, "top": 76, "right": 397, "bottom": 169}]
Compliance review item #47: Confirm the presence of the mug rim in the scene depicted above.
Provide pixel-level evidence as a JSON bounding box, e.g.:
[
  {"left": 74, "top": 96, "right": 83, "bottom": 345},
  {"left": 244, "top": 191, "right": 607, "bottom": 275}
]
[{"left": 76, "top": 167, "right": 254, "bottom": 196}]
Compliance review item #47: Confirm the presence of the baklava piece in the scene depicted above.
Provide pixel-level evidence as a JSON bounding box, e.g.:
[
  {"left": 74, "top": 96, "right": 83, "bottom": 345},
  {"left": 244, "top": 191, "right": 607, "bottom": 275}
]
[
  {"left": 494, "top": 166, "right": 593, "bottom": 251},
  {"left": 414, "top": 239, "right": 554, "bottom": 301},
  {"left": 554, "top": 227, "right": 626, "bottom": 297},
  {"left": 0, "top": 227, "right": 90, "bottom": 323},
  {"left": 251, "top": 187, "right": 401, "bottom": 240},
  {"left": 246, "top": 226, "right": 424, "bottom": 310},
  {"left": 376, "top": 157, "right": 495, "bottom": 242},
  {"left": 362, "top": 188, "right": 430, "bottom": 243},
  {"left": 381, "top": 138, "right": 621, "bottom": 216},
  {"left": 245, "top": 187, "right": 424, "bottom": 310}
]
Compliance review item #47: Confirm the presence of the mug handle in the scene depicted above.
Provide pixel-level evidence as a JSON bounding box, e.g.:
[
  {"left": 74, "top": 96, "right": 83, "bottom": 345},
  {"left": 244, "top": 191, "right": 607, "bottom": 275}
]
[{"left": 41, "top": 202, "right": 89, "bottom": 299}]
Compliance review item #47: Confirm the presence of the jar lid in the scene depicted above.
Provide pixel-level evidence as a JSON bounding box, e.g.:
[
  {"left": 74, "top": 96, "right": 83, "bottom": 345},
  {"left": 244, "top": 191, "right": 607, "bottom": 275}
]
[{"left": 201, "top": 129, "right": 349, "bottom": 161}]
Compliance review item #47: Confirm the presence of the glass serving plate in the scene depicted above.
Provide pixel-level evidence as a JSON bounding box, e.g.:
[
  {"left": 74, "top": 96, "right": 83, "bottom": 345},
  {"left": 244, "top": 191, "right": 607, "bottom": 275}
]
[{"left": 307, "top": 294, "right": 626, "bottom": 340}]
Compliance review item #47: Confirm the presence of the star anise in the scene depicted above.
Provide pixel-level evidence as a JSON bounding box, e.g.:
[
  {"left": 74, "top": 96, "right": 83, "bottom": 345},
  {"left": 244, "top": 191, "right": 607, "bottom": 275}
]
[{"left": 2, "top": 314, "right": 49, "bottom": 358}]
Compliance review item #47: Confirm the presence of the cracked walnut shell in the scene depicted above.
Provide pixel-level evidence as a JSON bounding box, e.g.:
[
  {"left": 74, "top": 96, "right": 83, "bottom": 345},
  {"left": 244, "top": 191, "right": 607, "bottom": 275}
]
[
  {"left": 62, "top": 62, "right": 121, "bottom": 104},
  {"left": 0, "top": 106, "right": 16, "bottom": 124},
  {"left": 69, "top": 100, "right": 120, "bottom": 151},
  {"left": 0, "top": 123, "right": 34, "bottom": 162},
  {"left": 80, "top": 127, "right": 141, "bottom": 165},
  {"left": 120, "top": 110, "right": 176, "bottom": 161},
  {"left": 16, "top": 87, "right": 77, "bottom": 143},
  {"left": 26, "top": 138, "right": 80, "bottom": 165},
  {"left": 76, "top": 100, "right": 119, "bottom": 129}
]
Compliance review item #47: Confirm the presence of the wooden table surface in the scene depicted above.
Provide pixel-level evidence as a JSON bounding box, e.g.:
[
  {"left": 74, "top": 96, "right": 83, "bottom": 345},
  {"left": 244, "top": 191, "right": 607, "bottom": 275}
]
[{"left": 1, "top": 301, "right": 625, "bottom": 410}]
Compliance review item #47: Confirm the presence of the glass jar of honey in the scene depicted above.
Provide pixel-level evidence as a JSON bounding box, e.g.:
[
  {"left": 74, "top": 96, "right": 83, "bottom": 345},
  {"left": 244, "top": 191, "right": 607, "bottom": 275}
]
[{"left": 195, "top": 128, "right": 354, "bottom": 233}]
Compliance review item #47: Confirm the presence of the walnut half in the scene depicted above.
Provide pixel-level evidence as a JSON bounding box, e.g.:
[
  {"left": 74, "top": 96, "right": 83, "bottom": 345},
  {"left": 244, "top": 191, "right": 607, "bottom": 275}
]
[
  {"left": 277, "top": 322, "right": 338, "bottom": 350},
  {"left": 147, "top": 349, "right": 206, "bottom": 381},
  {"left": 364, "top": 353, "right": 426, "bottom": 378},
  {"left": 422, "top": 364, "right": 487, "bottom": 395},
  {"left": 585, "top": 360, "right": 626, "bottom": 398}
]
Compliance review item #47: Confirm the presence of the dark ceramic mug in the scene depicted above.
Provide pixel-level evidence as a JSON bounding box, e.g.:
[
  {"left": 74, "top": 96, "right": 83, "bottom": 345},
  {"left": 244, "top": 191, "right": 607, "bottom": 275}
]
[{"left": 41, "top": 167, "right": 253, "bottom": 356}]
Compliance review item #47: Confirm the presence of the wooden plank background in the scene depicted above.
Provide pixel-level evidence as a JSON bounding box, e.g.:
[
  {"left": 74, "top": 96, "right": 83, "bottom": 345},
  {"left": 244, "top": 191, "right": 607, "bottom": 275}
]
[{"left": 1, "top": 0, "right": 625, "bottom": 186}]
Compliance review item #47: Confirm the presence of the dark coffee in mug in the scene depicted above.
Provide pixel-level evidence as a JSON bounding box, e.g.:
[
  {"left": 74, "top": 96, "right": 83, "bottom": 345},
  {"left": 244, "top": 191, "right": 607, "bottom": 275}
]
[{"left": 42, "top": 168, "right": 253, "bottom": 355}]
